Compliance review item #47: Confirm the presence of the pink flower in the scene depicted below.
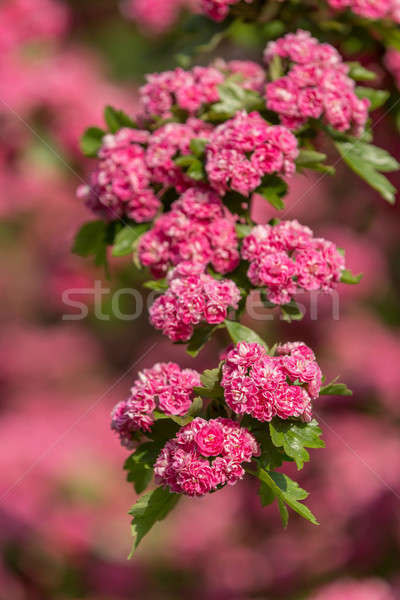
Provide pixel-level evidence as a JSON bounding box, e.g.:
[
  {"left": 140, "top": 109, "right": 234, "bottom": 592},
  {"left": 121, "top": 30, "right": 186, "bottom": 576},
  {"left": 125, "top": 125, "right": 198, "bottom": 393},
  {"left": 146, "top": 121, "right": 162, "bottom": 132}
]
[
  {"left": 241, "top": 220, "right": 345, "bottom": 305},
  {"left": 110, "top": 362, "right": 200, "bottom": 446},
  {"left": 149, "top": 268, "right": 241, "bottom": 342},
  {"left": 77, "top": 128, "right": 161, "bottom": 222},
  {"left": 221, "top": 341, "right": 322, "bottom": 422},
  {"left": 264, "top": 30, "right": 371, "bottom": 136},
  {"left": 205, "top": 111, "right": 298, "bottom": 197},
  {"left": 138, "top": 186, "right": 239, "bottom": 278},
  {"left": 195, "top": 422, "right": 225, "bottom": 456},
  {"left": 154, "top": 417, "right": 259, "bottom": 496}
]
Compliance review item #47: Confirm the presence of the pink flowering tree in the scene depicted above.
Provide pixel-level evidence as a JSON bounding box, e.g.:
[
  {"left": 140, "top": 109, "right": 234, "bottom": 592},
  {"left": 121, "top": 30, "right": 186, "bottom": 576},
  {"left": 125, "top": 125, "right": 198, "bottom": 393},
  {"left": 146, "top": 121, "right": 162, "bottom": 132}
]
[{"left": 72, "top": 5, "right": 399, "bottom": 553}]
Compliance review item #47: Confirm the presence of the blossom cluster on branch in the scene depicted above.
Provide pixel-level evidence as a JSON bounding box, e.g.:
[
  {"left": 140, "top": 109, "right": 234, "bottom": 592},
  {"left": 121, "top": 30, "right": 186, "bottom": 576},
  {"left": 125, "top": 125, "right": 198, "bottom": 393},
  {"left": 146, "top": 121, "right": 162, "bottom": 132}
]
[{"left": 71, "top": 21, "right": 399, "bottom": 551}]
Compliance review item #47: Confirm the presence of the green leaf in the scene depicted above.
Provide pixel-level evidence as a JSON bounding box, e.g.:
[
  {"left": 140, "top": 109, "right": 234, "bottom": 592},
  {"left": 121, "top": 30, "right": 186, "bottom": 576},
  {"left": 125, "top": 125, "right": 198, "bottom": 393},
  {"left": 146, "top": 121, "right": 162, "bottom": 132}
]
[
  {"left": 347, "top": 62, "right": 376, "bottom": 81},
  {"left": 319, "top": 382, "right": 353, "bottom": 396},
  {"left": 253, "top": 427, "right": 289, "bottom": 470},
  {"left": 153, "top": 411, "right": 192, "bottom": 426},
  {"left": 269, "top": 419, "right": 325, "bottom": 470},
  {"left": 280, "top": 300, "right": 304, "bottom": 323},
  {"left": 296, "top": 149, "right": 327, "bottom": 166},
  {"left": 278, "top": 498, "right": 289, "bottom": 528},
  {"left": 340, "top": 268, "right": 363, "bottom": 284},
  {"left": 189, "top": 138, "right": 208, "bottom": 157},
  {"left": 104, "top": 106, "right": 135, "bottom": 133},
  {"left": 72, "top": 220, "right": 109, "bottom": 269},
  {"left": 187, "top": 396, "right": 203, "bottom": 417},
  {"left": 258, "top": 480, "right": 276, "bottom": 506},
  {"left": 129, "top": 487, "right": 180, "bottom": 555},
  {"left": 124, "top": 442, "right": 160, "bottom": 495},
  {"left": 224, "top": 320, "right": 268, "bottom": 350},
  {"left": 187, "top": 158, "right": 205, "bottom": 181},
  {"left": 235, "top": 223, "right": 252, "bottom": 239},
  {"left": 80, "top": 127, "right": 105, "bottom": 157},
  {"left": 256, "top": 469, "right": 318, "bottom": 526},
  {"left": 337, "top": 141, "right": 399, "bottom": 172},
  {"left": 269, "top": 54, "right": 283, "bottom": 81},
  {"left": 186, "top": 324, "right": 218, "bottom": 357},
  {"left": 208, "top": 81, "right": 263, "bottom": 119},
  {"left": 335, "top": 141, "right": 397, "bottom": 204},
  {"left": 355, "top": 87, "right": 389, "bottom": 111},
  {"left": 193, "top": 366, "right": 223, "bottom": 399},
  {"left": 257, "top": 175, "right": 288, "bottom": 211},
  {"left": 112, "top": 223, "right": 150, "bottom": 257},
  {"left": 143, "top": 279, "right": 168, "bottom": 292}
]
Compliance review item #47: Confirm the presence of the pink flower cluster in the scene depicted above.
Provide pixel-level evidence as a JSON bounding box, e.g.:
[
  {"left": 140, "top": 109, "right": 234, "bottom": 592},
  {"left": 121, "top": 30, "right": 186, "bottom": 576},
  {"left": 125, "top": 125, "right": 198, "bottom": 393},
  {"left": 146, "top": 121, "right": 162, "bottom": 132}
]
[
  {"left": 149, "top": 264, "right": 241, "bottom": 341},
  {"left": 146, "top": 118, "right": 212, "bottom": 192},
  {"left": 205, "top": 111, "right": 298, "bottom": 197},
  {"left": 139, "top": 60, "right": 265, "bottom": 120},
  {"left": 241, "top": 220, "right": 345, "bottom": 305},
  {"left": 0, "top": 0, "right": 69, "bottom": 54},
  {"left": 111, "top": 362, "right": 200, "bottom": 447},
  {"left": 221, "top": 341, "right": 322, "bottom": 422},
  {"left": 264, "top": 30, "right": 370, "bottom": 134},
  {"left": 138, "top": 186, "right": 239, "bottom": 278},
  {"left": 77, "top": 128, "right": 160, "bottom": 222},
  {"left": 327, "top": 0, "right": 400, "bottom": 23},
  {"left": 154, "top": 417, "right": 260, "bottom": 496},
  {"left": 121, "top": 0, "right": 198, "bottom": 33},
  {"left": 140, "top": 66, "right": 224, "bottom": 119}
]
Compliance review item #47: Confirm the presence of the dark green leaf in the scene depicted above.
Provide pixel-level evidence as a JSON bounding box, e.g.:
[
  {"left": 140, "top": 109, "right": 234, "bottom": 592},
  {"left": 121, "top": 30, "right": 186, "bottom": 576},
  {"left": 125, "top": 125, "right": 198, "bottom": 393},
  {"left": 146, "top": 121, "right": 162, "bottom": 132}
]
[
  {"left": 124, "top": 441, "right": 165, "bottom": 495},
  {"left": 258, "top": 481, "right": 276, "bottom": 506},
  {"left": 187, "top": 396, "right": 203, "bottom": 417},
  {"left": 280, "top": 300, "right": 304, "bottom": 323},
  {"left": 319, "top": 382, "right": 353, "bottom": 396},
  {"left": 129, "top": 487, "right": 180, "bottom": 555},
  {"left": 193, "top": 366, "right": 223, "bottom": 399},
  {"left": 355, "top": 87, "right": 389, "bottom": 111},
  {"left": 340, "top": 268, "right": 363, "bottom": 284},
  {"left": 269, "top": 419, "right": 325, "bottom": 470},
  {"left": 80, "top": 127, "right": 105, "bottom": 157},
  {"left": 278, "top": 498, "right": 289, "bottom": 528},
  {"left": 104, "top": 105, "right": 135, "bottom": 133},
  {"left": 112, "top": 223, "right": 150, "bottom": 257},
  {"left": 257, "top": 175, "right": 288, "bottom": 211},
  {"left": 224, "top": 320, "right": 268, "bottom": 350},
  {"left": 186, "top": 324, "right": 218, "bottom": 357},
  {"left": 72, "top": 220, "right": 109, "bottom": 270},
  {"left": 257, "top": 469, "right": 318, "bottom": 526}
]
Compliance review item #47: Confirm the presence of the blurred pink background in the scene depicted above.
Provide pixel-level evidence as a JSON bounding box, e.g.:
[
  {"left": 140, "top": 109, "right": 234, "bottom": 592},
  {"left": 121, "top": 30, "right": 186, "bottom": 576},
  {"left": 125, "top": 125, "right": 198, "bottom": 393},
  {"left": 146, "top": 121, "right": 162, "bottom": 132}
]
[{"left": 1, "top": 1, "right": 400, "bottom": 598}]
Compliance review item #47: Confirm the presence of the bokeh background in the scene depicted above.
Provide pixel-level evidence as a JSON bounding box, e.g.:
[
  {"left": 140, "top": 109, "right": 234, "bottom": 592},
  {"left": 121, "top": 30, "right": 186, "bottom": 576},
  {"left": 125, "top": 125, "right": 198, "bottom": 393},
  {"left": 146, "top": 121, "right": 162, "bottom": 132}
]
[{"left": 1, "top": 1, "right": 400, "bottom": 598}]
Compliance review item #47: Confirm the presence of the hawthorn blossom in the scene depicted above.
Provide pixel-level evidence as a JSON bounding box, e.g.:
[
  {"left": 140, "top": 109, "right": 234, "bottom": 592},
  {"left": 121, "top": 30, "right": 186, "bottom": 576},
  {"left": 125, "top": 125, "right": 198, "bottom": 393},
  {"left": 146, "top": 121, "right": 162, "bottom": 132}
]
[
  {"left": 146, "top": 118, "right": 212, "bottom": 192},
  {"left": 264, "top": 30, "right": 370, "bottom": 135},
  {"left": 138, "top": 186, "right": 239, "bottom": 277},
  {"left": 154, "top": 417, "right": 260, "bottom": 496},
  {"left": 241, "top": 220, "right": 345, "bottom": 305},
  {"left": 221, "top": 341, "right": 322, "bottom": 422},
  {"left": 139, "top": 66, "right": 224, "bottom": 119},
  {"left": 111, "top": 362, "right": 201, "bottom": 447},
  {"left": 77, "top": 128, "right": 160, "bottom": 222},
  {"left": 205, "top": 111, "right": 298, "bottom": 197},
  {"left": 149, "top": 265, "right": 241, "bottom": 342}
]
